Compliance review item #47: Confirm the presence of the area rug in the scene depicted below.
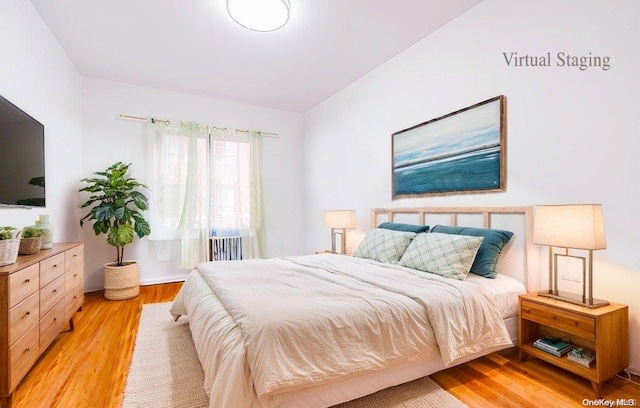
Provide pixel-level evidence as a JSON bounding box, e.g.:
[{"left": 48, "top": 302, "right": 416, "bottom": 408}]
[{"left": 122, "top": 302, "right": 467, "bottom": 408}]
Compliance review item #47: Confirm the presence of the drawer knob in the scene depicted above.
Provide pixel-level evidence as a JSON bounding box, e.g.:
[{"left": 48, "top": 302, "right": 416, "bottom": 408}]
[
  {"left": 53, "top": 318, "right": 57, "bottom": 322},
  {"left": 53, "top": 264, "right": 58, "bottom": 268},
  {"left": 53, "top": 289, "right": 57, "bottom": 293},
  {"left": 25, "top": 348, "right": 30, "bottom": 353},
  {"left": 25, "top": 278, "right": 30, "bottom": 283},
  {"left": 25, "top": 311, "right": 30, "bottom": 316}
]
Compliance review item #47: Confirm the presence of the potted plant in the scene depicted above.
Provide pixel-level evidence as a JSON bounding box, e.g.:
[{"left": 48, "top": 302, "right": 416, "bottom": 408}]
[
  {"left": 79, "top": 162, "right": 150, "bottom": 300},
  {"left": 0, "top": 226, "right": 21, "bottom": 266},
  {"left": 19, "top": 226, "right": 45, "bottom": 255}
]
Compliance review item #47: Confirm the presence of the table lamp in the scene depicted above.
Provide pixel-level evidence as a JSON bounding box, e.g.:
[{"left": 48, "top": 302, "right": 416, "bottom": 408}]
[
  {"left": 323, "top": 210, "right": 356, "bottom": 254},
  {"left": 532, "top": 204, "right": 609, "bottom": 308}
]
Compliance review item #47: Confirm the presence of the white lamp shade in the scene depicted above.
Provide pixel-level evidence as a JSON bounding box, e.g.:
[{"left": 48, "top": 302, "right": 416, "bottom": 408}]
[
  {"left": 533, "top": 204, "right": 606, "bottom": 250},
  {"left": 227, "top": 0, "right": 291, "bottom": 32},
  {"left": 324, "top": 210, "right": 356, "bottom": 229}
]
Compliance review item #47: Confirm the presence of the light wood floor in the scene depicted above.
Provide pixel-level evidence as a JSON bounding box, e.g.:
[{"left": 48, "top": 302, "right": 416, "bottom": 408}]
[{"left": 12, "top": 283, "right": 640, "bottom": 408}]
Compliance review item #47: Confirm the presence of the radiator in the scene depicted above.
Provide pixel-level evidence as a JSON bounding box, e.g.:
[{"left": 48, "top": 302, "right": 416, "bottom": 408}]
[{"left": 208, "top": 236, "right": 243, "bottom": 261}]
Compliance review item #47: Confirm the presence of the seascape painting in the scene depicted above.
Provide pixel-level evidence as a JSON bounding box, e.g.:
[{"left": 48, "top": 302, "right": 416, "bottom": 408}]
[{"left": 392, "top": 96, "right": 505, "bottom": 198}]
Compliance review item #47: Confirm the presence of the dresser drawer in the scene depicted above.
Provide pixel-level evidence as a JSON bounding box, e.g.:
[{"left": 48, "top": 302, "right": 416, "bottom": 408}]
[
  {"left": 65, "top": 283, "right": 84, "bottom": 321},
  {"left": 40, "top": 299, "right": 65, "bottom": 353},
  {"left": 8, "top": 291, "right": 39, "bottom": 346},
  {"left": 9, "top": 323, "right": 39, "bottom": 390},
  {"left": 521, "top": 299, "right": 595, "bottom": 340},
  {"left": 65, "top": 246, "right": 84, "bottom": 272},
  {"left": 65, "top": 264, "right": 84, "bottom": 292},
  {"left": 8, "top": 263, "right": 39, "bottom": 308},
  {"left": 40, "top": 253, "right": 65, "bottom": 288},
  {"left": 40, "top": 274, "right": 65, "bottom": 316}
]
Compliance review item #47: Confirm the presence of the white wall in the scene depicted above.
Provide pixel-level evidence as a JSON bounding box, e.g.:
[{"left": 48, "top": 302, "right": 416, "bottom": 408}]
[
  {"left": 304, "top": 0, "right": 640, "bottom": 372},
  {"left": 81, "top": 78, "right": 306, "bottom": 291},
  {"left": 0, "top": 0, "right": 83, "bottom": 241}
]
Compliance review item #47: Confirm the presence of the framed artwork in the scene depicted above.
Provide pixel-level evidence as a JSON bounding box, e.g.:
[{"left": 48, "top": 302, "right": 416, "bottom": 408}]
[{"left": 392, "top": 95, "right": 506, "bottom": 198}]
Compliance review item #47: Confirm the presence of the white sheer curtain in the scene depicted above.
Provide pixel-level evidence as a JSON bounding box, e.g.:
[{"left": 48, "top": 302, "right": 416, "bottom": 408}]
[
  {"left": 144, "top": 119, "right": 266, "bottom": 268},
  {"left": 249, "top": 130, "right": 266, "bottom": 258},
  {"left": 144, "top": 119, "right": 209, "bottom": 268},
  {"left": 209, "top": 128, "right": 265, "bottom": 258}
]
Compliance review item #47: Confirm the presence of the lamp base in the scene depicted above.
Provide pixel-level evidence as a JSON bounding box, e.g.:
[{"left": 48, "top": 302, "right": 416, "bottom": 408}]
[{"left": 537, "top": 290, "right": 610, "bottom": 309}]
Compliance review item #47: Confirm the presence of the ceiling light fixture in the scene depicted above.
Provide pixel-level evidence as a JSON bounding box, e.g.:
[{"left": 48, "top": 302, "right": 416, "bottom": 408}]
[{"left": 226, "top": 0, "right": 291, "bottom": 32}]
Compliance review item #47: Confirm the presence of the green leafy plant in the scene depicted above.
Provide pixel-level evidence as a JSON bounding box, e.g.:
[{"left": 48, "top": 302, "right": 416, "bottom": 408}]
[
  {"left": 79, "top": 162, "right": 151, "bottom": 266},
  {"left": 0, "top": 226, "right": 17, "bottom": 241},
  {"left": 22, "top": 226, "right": 45, "bottom": 238}
]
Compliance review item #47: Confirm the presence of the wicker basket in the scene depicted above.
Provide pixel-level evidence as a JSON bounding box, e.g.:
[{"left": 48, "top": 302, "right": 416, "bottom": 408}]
[
  {"left": 19, "top": 237, "right": 42, "bottom": 255},
  {"left": 0, "top": 230, "right": 22, "bottom": 266},
  {"left": 104, "top": 261, "right": 140, "bottom": 300}
]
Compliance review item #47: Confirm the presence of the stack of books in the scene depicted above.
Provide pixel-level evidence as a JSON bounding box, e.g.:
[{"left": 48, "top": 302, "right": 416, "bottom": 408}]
[
  {"left": 568, "top": 349, "right": 596, "bottom": 368},
  {"left": 533, "top": 336, "right": 574, "bottom": 357}
]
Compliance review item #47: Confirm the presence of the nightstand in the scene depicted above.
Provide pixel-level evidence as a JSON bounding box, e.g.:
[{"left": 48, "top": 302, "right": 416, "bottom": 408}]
[{"left": 518, "top": 293, "right": 629, "bottom": 397}]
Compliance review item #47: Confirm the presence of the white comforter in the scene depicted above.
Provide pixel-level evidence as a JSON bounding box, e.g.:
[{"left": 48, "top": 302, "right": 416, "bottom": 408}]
[{"left": 170, "top": 254, "right": 512, "bottom": 408}]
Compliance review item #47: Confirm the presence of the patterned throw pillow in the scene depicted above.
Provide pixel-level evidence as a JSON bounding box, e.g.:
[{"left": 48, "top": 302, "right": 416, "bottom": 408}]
[
  {"left": 353, "top": 228, "right": 417, "bottom": 264},
  {"left": 430, "top": 225, "right": 513, "bottom": 278},
  {"left": 399, "top": 233, "right": 484, "bottom": 280}
]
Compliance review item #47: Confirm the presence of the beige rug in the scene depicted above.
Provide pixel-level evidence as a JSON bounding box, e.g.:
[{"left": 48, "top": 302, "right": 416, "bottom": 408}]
[{"left": 123, "top": 302, "right": 467, "bottom": 408}]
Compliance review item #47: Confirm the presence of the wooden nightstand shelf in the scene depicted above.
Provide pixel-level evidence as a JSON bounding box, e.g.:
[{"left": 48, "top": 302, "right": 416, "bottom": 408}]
[{"left": 518, "top": 293, "right": 629, "bottom": 397}]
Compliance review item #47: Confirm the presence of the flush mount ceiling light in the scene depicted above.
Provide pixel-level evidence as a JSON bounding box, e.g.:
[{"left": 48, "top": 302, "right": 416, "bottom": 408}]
[{"left": 226, "top": 0, "right": 291, "bottom": 32}]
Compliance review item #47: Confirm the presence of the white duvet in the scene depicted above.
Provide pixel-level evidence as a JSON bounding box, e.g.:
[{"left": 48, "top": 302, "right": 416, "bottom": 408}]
[{"left": 170, "top": 254, "right": 512, "bottom": 408}]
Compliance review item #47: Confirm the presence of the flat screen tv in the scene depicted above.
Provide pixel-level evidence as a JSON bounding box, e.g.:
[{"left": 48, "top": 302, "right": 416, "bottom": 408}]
[{"left": 0, "top": 94, "right": 45, "bottom": 207}]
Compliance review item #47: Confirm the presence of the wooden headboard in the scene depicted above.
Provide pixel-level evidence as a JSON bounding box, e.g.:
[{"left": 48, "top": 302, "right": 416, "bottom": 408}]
[{"left": 370, "top": 206, "right": 537, "bottom": 291}]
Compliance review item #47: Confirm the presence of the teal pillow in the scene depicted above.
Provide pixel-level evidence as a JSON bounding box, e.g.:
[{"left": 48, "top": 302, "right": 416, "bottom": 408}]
[
  {"left": 430, "top": 225, "right": 514, "bottom": 278},
  {"left": 378, "top": 222, "right": 430, "bottom": 234}
]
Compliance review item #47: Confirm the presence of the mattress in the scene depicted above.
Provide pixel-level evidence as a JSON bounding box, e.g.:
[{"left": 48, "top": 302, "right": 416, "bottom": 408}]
[
  {"left": 171, "top": 254, "right": 524, "bottom": 408},
  {"left": 463, "top": 273, "right": 527, "bottom": 318}
]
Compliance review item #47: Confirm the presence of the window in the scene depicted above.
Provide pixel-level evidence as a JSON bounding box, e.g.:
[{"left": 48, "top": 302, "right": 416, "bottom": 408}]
[
  {"left": 144, "top": 120, "right": 264, "bottom": 267},
  {"left": 210, "top": 140, "right": 251, "bottom": 230}
]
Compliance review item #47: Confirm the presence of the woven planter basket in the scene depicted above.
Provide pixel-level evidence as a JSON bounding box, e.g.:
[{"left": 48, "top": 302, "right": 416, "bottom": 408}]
[
  {"left": 104, "top": 261, "right": 140, "bottom": 301},
  {"left": 0, "top": 238, "right": 21, "bottom": 266},
  {"left": 19, "top": 237, "right": 42, "bottom": 255}
]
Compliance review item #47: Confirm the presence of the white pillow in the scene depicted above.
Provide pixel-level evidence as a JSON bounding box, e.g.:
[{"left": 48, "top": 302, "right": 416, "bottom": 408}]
[
  {"left": 399, "top": 233, "right": 484, "bottom": 280},
  {"left": 353, "top": 228, "right": 416, "bottom": 264}
]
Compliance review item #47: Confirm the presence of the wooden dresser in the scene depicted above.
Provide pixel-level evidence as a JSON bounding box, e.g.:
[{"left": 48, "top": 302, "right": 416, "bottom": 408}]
[{"left": 0, "top": 243, "right": 84, "bottom": 407}]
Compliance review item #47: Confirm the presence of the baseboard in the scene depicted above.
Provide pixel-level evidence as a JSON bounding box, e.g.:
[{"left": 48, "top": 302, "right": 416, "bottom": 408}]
[{"left": 139, "top": 276, "right": 187, "bottom": 286}]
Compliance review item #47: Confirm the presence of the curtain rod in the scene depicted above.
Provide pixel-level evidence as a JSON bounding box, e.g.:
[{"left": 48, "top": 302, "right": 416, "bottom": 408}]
[{"left": 118, "top": 114, "right": 279, "bottom": 138}]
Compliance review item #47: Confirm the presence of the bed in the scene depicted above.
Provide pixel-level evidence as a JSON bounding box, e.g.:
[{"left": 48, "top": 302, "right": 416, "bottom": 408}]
[{"left": 170, "top": 206, "right": 537, "bottom": 408}]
